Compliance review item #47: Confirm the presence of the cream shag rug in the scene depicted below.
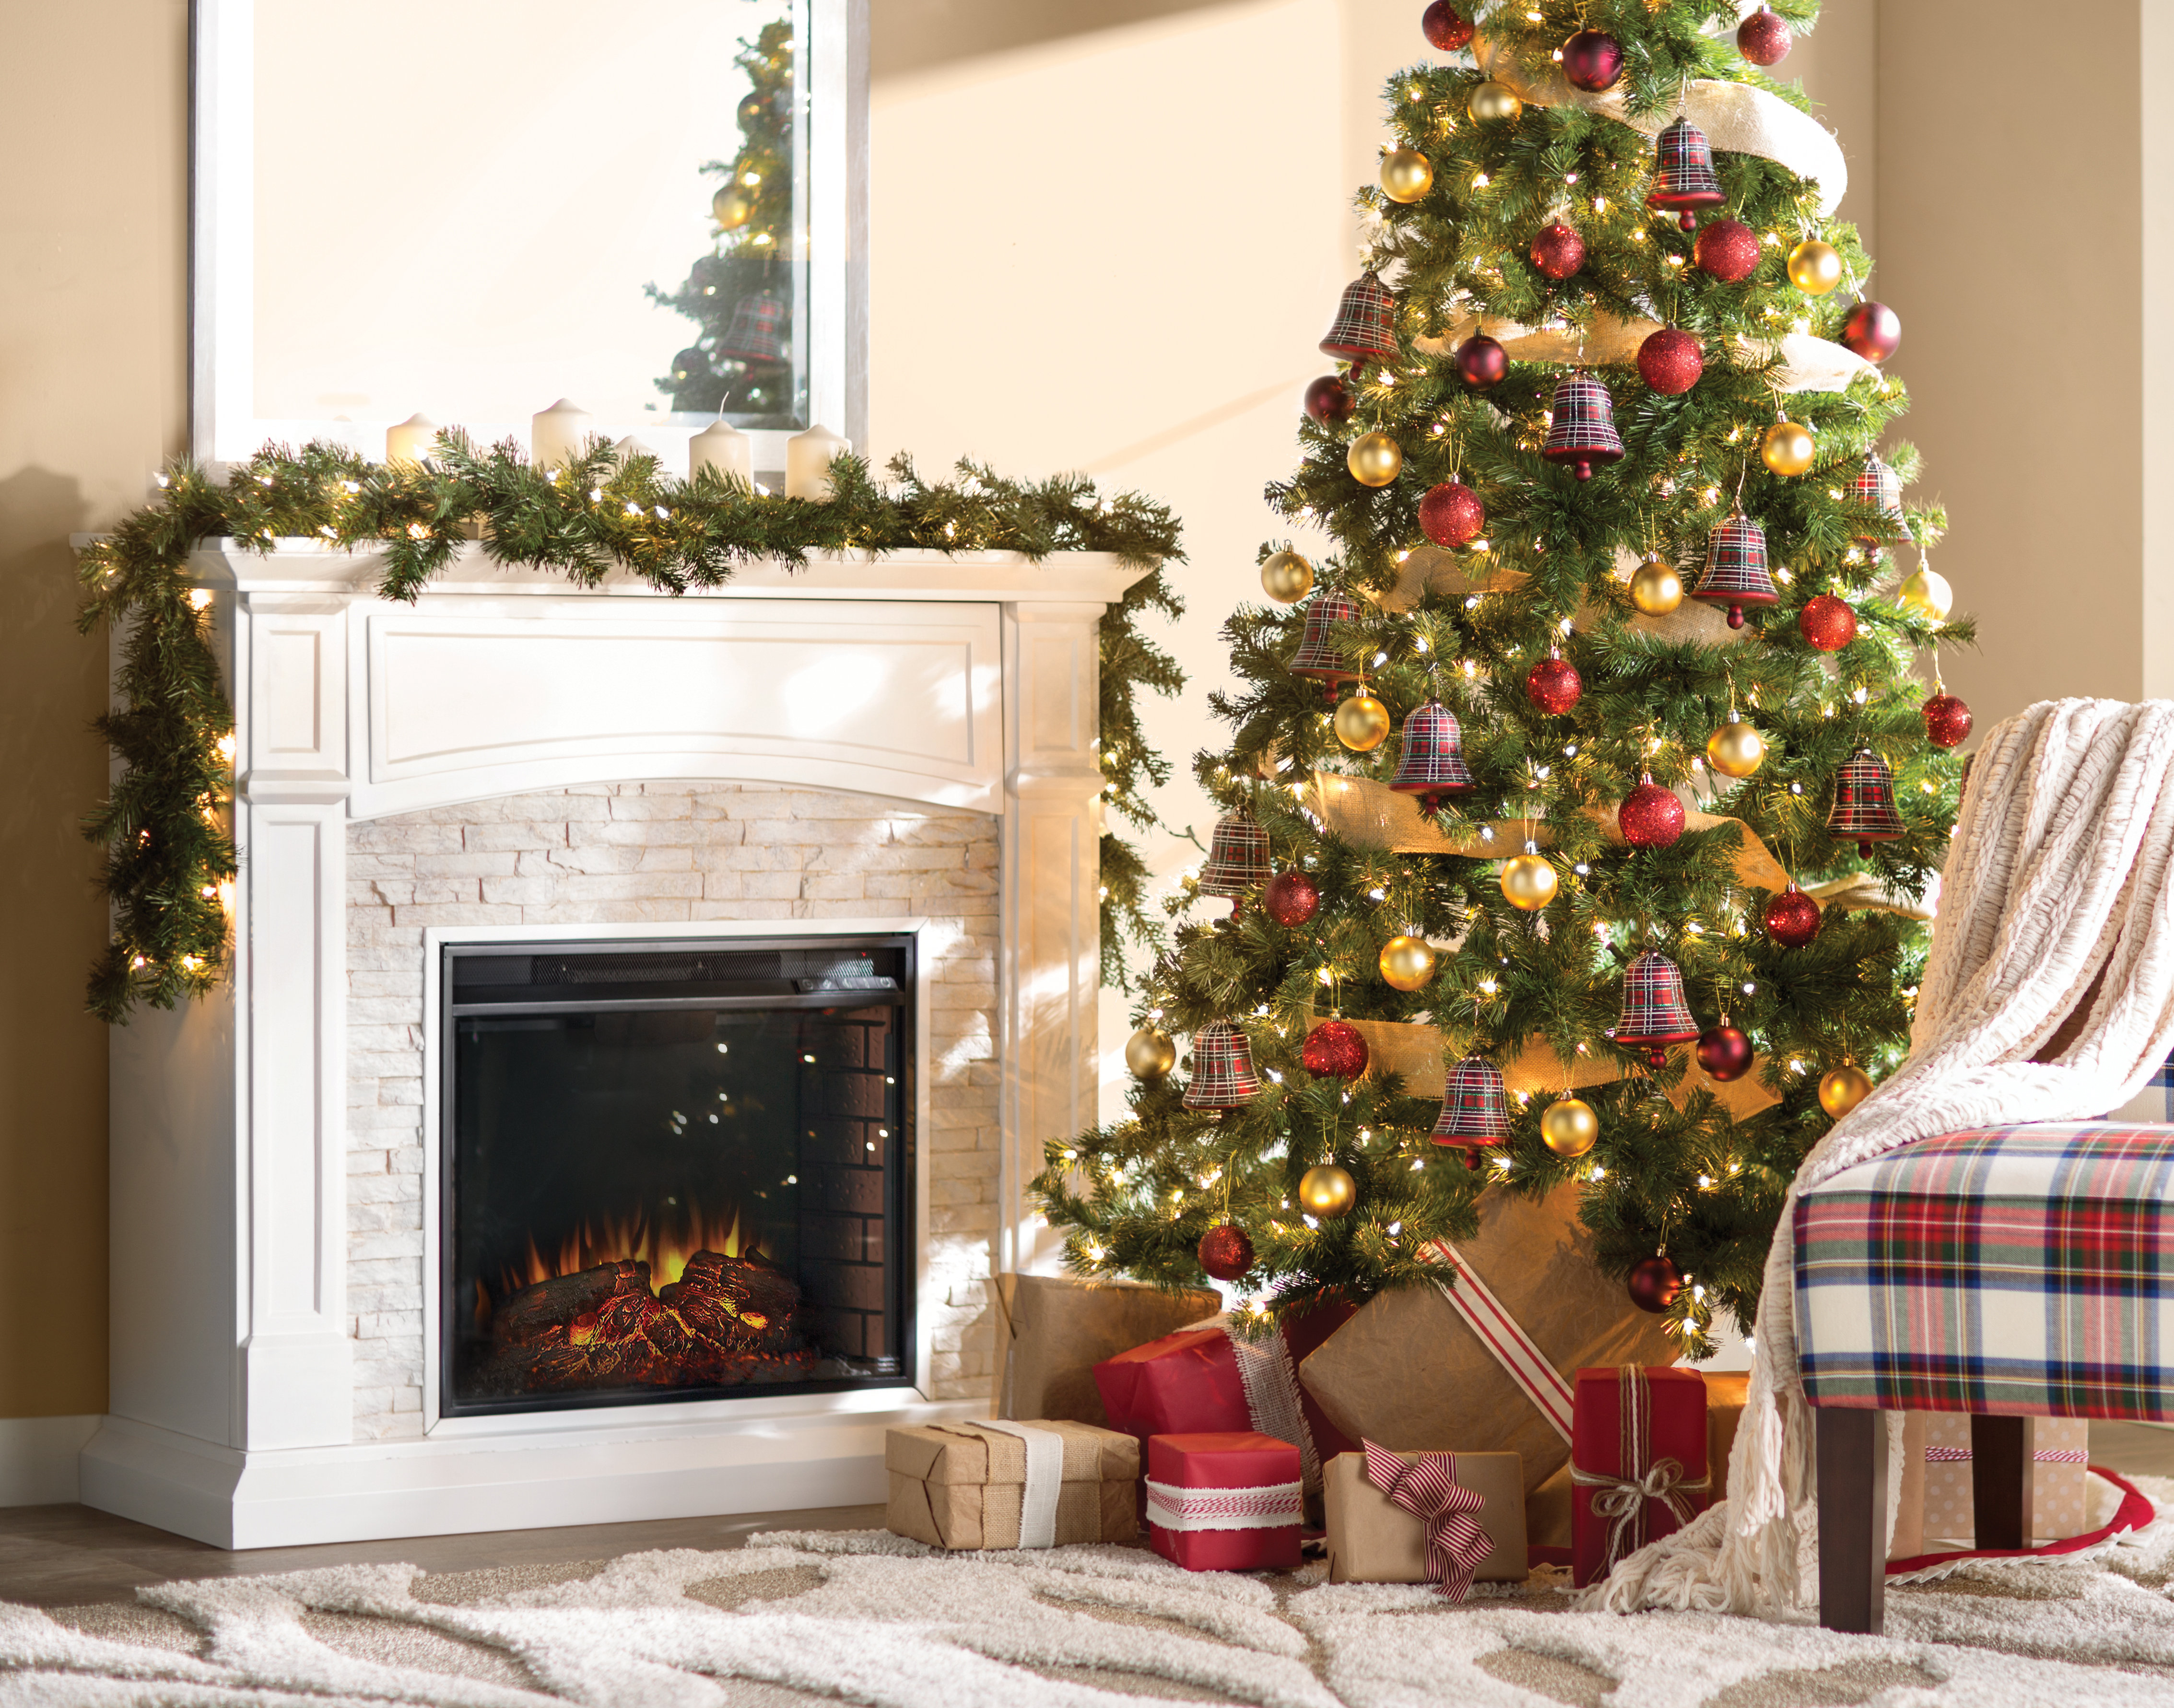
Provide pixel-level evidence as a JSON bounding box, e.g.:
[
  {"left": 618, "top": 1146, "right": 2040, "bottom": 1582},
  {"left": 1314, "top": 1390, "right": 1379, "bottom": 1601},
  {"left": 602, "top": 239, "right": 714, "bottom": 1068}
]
[{"left": 13, "top": 1479, "right": 2174, "bottom": 1708}]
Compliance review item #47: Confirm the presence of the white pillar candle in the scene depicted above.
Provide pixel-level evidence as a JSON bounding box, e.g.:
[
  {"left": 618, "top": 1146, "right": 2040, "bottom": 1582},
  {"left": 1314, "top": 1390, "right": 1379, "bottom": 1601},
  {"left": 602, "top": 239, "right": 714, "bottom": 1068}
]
[
  {"left": 531, "top": 398, "right": 593, "bottom": 468},
  {"left": 612, "top": 434, "right": 657, "bottom": 461},
  {"left": 689, "top": 419, "right": 753, "bottom": 487},
  {"left": 784, "top": 423, "right": 851, "bottom": 501},
  {"left": 384, "top": 413, "right": 436, "bottom": 465}
]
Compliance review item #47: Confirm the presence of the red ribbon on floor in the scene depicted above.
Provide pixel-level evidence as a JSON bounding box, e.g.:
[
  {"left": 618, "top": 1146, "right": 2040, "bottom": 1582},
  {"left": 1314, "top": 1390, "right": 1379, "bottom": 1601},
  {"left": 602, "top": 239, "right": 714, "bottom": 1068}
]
[{"left": 1361, "top": 1438, "right": 1493, "bottom": 1601}]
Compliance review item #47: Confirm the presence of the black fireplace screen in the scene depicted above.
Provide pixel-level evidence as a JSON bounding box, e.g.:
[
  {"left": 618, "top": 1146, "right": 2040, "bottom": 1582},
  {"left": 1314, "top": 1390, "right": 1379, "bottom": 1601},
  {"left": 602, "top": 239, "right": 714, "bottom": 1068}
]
[{"left": 439, "top": 936, "right": 914, "bottom": 1416}]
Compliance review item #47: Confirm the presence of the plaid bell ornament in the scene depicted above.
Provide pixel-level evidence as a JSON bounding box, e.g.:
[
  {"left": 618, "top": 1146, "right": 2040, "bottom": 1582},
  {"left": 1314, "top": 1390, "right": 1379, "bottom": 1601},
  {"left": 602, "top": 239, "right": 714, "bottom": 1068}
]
[
  {"left": 1646, "top": 117, "right": 1726, "bottom": 230},
  {"left": 1387, "top": 700, "right": 1476, "bottom": 816},
  {"left": 1827, "top": 747, "right": 1907, "bottom": 854},
  {"left": 1540, "top": 372, "right": 1625, "bottom": 481},
  {"left": 1289, "top": 588, "right": 1364, "bottom": 700},
  {"left": 1614, "top": 950, "right": 1700, "bottom": 1067},
  {"left": 1849, "top": 451, "right": 1906, "bottom": 551},
  {"left": 1434, "top": 1056, "right": 1511, "bottom": 1169},
  {"left": 1319, "top": 271, "right": 1398, "bottom": 367},
  {"left": 1183, "top": 1020, "right": 1264, "bottom": 1111},
  {"left": 1199, "top": 813, "right": 1272, "bottom": 902},
  {"left": 716, "top": 289, "right": 788, "bottom": 363},
  {"left": 1692, "top": 511, "right": 1779, "bottom": 629}
]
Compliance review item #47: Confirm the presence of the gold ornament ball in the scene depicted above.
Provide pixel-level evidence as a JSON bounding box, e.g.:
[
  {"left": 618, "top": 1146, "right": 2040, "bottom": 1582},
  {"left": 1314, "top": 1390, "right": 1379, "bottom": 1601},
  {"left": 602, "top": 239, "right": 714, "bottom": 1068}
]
[
  {"left": 1468, "top": 80, "right": 1523, "bottom": 123},
  {"left": 1762, "top": 420, "right": 1816, "bottom": 476},
  {"left": 1334, "top": 691, "right": 1392, "bottom": 752},
  {"left": 1786, "top": 238, "right": 1844, "bottom": 295},
  {"left": 1260, "top": 550, "right": 1315, "bottom": 604},
  {"left": 1629, "top": 556, "right": 1684, "bottom": 616},
  {"left": 1898, "top": 566, "right": 1954, "bottom": 621},
  {"left": 1381, "top": 147, "right": 1434, "bottom": 204},
  {"left": 1378, "top": 934, "right": 1437, "bottom": 992},
  {"left": 1298, "top": 1163, "right": 1358, "bottom": 1218},
  {"left": 713, "top": 187, "right": 754, "bottom": 230},
  {"left": 1818, "top": 1064, "right": 1875, "bottom": 1119},
  {"left": 1124, "top": 1027, "right": 1176, "bottom": 1080},
  {"left": 1500, "top": 852, "right": 1559, "bottom": 911},
  {"left": 1706, "top": 720, "right": 1767, "bottom": 779},
  {"left": 1348, "top": 432, "right": 1403, "bottom": 487},
  {"left": 1540, "top": 1096, "right": 1599, "bottom": 1158}
]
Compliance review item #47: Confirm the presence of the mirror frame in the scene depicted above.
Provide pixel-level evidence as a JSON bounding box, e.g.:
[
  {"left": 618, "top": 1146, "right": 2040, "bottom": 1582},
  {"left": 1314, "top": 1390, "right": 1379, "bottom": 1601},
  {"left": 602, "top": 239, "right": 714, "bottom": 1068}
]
[{"left": 190, "top": 0, "right": 869, "bottom": 475}]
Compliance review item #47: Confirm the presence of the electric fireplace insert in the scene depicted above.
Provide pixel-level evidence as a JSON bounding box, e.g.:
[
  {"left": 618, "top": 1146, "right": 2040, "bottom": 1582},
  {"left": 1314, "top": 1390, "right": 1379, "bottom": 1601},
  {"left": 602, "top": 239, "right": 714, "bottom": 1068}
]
[{"left": 438, "top": 935, "right": 915, "bottom": 1417}]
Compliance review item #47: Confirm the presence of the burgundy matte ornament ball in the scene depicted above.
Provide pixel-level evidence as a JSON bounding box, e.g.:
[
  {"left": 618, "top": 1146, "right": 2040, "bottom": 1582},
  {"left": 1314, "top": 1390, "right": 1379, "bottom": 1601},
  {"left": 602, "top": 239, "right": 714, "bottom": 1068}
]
[
  {"left": 1197, "top": 1223, "right": 1255, "bottom": 1281},
  {"left": 1560, "top": 28, "right": 1624, "bottom": 92},
  {"left": 1798, "top": 593, "right": 1858, "bottom": 653},
  {"left": 1924, "top": 691, "right": 1974, "bottom": 749},
  {"left": 1531, "top": 222, "right": 1586, "bottom": 280},
  {"left": 1421, "top": 0, "right": 1474, "bottom": 50},
  {"left": 1263, "top": 867, "right": 1321, "bottom": 928},
  {"left": 1453, "top": 332, "right": 1508, "bottom": 387},
  {"left": 1695, "top": 1023, "right": 1753, "bottom": 1082},
  {"left": 1840, "top": 299, "right": 1903, "bottom": 363},
  {"left": 1693, "top": 217, "right": 1762, "bottom": 282},
  {"left": 1736, "top": 5, "right": 1792, "bottom": 66},
  {"left": 1637, "top": 328, "right": 1704, "bottom": 396},
  {"left": 1302, "top": 1018, "right": 1370, "bottom": 1080},
  {"left": 1628, "top": 1254, "right": 1684, "bottom": 1314},
  {"left": 1618, "top": 775, "right": 1686, "bottom": 850},
  {"left": 1525, "top": 653, "right": 1583, "bottom": 715},
  {"left": 1764, "top": 883, "right": 1822, "bottom": 948},
  {"left": 1304, "top": 374, "right": 1355, "bottom": 424},
  {"left": 1419, "top": 479, "right": 1486, "bottom": 547}
]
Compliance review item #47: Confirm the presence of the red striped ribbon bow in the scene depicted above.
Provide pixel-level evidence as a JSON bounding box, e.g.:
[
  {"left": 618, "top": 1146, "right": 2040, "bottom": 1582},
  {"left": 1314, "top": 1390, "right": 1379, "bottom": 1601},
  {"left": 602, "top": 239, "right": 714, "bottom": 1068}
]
[{"left": 1361, "top": 1439, "right": 1494, "bottom": 1601}]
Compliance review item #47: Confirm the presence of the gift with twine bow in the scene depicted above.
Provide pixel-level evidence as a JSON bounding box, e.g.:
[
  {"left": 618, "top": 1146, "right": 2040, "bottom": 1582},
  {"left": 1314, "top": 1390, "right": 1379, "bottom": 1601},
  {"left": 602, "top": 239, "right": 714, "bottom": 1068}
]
[{"left": 1569, "top": 1365, "right": 1712, "bottom": 1587}]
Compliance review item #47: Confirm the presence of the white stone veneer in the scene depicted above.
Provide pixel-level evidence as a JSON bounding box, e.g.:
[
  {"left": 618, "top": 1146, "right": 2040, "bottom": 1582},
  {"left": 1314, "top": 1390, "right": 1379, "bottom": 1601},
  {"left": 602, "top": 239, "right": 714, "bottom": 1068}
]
[{"left": 344, "top": 782, "right": 1000, "bottom": 1441}]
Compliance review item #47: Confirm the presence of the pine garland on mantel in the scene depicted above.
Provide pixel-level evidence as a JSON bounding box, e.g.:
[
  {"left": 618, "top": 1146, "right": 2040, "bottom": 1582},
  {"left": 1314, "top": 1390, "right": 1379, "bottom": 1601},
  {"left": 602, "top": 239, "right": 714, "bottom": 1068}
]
[{"left": 75, "top": 432, "right": 1187, "bottom": 1022}]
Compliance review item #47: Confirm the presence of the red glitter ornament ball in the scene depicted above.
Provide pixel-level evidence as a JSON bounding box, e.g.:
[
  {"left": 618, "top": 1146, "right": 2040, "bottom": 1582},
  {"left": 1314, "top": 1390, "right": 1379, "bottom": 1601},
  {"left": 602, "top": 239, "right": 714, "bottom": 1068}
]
[
  {"left": 1198, "top": 1223, "right": 1256, "bottom": 1282},
  {"left": 1840, "top": 299, "right": 1902, "bottom": 363},
  {"left": 1618, "top": 777, "right": 1686, "bottom": 850},
  {"left": 1419, "top": 479, "right": 1486, "bottom": 547},
  {"left": 1695, "top": 1024, "right": 1753, "bottom": 1082},
  {"left": 1637, "top": 328, "right": 1704, "bottom": 396},
  {"left": 1531, "top": 222, "right": 1586, "bottom": 280},
  {"left": 1525, "top": 654, "right": 1583, "bottom": 715},
  {"left": 1560, "top": 28, "right": 1623, "bottom": 92},
  {"left": 1263, "top": 867, "right": 1322, "bottom": 928},
  {"left": 1764, "top": 885, "right": 1823, "bottom": 948},
  {"left": 1924, "top": 692, "right": 1974, "bottom": 749},
  {"left": 1421, "top": 0, "right": 1474, "bottom": 50},
  {"left": 1453, "top": 332, "right": 1508, "bottom": 387},
  {"left": 1693, "top": 217, "right": 1762, "bottom": 282},
  {"left": 1628, "top": 1254, "right": 1684, "bottom": 1314},
  {"left": 1736, "top": 6, "right": 1792, "bottom": 66},
  {"left": 1798, "top": 593, "right": 1858, "bottom": 653},
  {"left": 1304, "top": 374, "right": 1355, "bottom": 424},
  {"left": 1302, "top": 1018, "right": 1371, "bottom": 1080}
]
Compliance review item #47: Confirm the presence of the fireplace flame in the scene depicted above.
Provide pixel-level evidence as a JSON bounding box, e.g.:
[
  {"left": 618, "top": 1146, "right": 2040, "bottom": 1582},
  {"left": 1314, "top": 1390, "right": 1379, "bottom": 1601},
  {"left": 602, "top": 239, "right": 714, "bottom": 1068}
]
[{"left": 491, "top": 1201, "right": 762, "bottom": 1306}]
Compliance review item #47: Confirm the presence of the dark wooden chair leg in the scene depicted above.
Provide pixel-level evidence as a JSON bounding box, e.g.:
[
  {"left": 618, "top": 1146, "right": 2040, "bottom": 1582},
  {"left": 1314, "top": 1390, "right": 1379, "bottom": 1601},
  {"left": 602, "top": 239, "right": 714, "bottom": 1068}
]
[
  {"left": 1970, "top": 1414, "right": 2035, "bottom": 1550},
  {"left": 1817, "top": 1407, "right": 1887, "bottom": 1635}
]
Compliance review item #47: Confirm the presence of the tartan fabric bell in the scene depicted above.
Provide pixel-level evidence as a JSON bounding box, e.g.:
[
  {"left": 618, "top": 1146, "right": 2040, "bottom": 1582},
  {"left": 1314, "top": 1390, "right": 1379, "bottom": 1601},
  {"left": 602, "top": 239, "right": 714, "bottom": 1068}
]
[
  {"left": 1289, "top": 588, "right": 1364, "bottom": 699},
  {"left": 1827, "top": 747, "right": 1907, "bottom": 854},
  {"left": 1646, "top": 117, "right": 1726, "bottom": 229},
  {"left": 1183, "top": 1020, "right": 1263, "bottom": 1110},
  {"left": 1434, "top": 1055, "right": 1511, "bottom": 1168},
  {"left": 1692, "top": 512, "right": 1780, "bottom": 629},
  {"left": 1387, "top": 700, "right": 1476, "bottom": 816},
  {"left": 1540, "top": 372, "right": 1625, "bottom": 481},
  {"left": 1615, "top": 951, "right": 1702, "bottom": 1066},
  {"left": 1198, "top": 813, "right": 1272, "bottom": 899},
  {"left": 716, "top": 289, "right": 788, "bottom": 364},
  {"left": 1849, "top": 452, "right": 1906, "bottom": 548},
  {"left": 1319, "top": 271, "right": 1399, "bottom": 365}
]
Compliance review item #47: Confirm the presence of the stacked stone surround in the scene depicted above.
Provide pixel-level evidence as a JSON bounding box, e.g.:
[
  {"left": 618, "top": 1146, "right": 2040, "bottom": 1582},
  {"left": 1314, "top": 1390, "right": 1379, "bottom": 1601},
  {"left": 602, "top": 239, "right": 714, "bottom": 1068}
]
[{"left": 344, "top": 782, "right": 1000, "bottom": 1442}]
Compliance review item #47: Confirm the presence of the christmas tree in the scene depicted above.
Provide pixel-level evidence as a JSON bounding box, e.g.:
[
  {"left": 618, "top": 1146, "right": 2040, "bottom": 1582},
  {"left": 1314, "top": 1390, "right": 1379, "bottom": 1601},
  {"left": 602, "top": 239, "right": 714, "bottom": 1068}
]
[
  {"left": 649, "top": 18, "right": 801, "bottom": 426},
  {"left": 1038, "top": 0, "right": 1973, "bottom": 1355}
]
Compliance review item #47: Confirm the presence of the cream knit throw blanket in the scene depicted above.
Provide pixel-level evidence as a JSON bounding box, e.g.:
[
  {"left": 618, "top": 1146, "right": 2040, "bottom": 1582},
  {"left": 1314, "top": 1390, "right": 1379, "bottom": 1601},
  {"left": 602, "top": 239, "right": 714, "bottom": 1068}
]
[{"left": 1592, "top": 699, "right": 2174, "bottom": 1615}]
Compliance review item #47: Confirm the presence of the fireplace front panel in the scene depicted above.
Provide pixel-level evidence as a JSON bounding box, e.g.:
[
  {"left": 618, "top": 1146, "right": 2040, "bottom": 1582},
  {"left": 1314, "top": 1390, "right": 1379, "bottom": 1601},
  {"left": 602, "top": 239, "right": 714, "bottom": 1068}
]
[{"left": 437, "top": 935, "right": 915, "bottom": 1417}]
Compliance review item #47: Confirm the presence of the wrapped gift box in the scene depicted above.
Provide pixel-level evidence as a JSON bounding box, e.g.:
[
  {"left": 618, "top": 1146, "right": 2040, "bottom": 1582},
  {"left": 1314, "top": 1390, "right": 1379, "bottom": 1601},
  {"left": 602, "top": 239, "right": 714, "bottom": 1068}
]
[
  {"left": 1889, "top": 1413, "right": 2092, "bottom": 1555},
  {"left": 886, "top": 1419, "right": 1138, "bottom": 1550},
  {"left": 1145, "top": 1431, "right": 1304, "bottom": 1571},
  {"left": 988, "top": 1273, "right": 1219, "bottom": 1425},
  {"left": 1324, "top": 1448, "right": 1527, "bottom": 1588},
  {"left": 1571, "top": 1366, "right": 1712, "bottom": 1587},
  {"left": 1703, "top": 1370, "right": 1750, "bottom": 1487}
]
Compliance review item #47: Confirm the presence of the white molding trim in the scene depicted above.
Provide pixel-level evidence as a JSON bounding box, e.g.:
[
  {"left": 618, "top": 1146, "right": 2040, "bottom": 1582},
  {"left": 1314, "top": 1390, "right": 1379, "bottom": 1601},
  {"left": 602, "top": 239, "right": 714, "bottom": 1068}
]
[{"left": 0, "top": 1416, "right": 100, "bottom": 1508}]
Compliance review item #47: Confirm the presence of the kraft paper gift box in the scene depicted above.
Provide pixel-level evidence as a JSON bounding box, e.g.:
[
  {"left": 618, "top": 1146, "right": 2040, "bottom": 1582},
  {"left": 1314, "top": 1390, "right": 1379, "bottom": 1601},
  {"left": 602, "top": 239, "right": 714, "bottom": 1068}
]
[
  {"left": 1324, "top": 1448, "right": 1528, "bottom": 1586},
  {"left": 1570, "top": 1366, "right": 1713, "bottom": 1588},
  {"left": 1145, "top": 1432, "right": 1304, "bottom": 1572},
  {"left": 885, "top": 1419, "right": 1138, "bottom": 1550},
  {"left": 987, "top": 1274, "right": 1220, "bottom": 1426},
  {"left": 1888, "top": 1413, "right": 2092, "bottom": 1555}
]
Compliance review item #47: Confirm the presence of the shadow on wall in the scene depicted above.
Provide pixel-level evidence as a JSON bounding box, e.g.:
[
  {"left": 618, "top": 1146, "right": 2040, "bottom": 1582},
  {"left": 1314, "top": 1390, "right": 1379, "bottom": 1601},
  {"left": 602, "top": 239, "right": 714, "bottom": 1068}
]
[
  {"left": 870, "top": 0, "right": 1254, "bottom": 78},
  {"left": 0, "top": 464, "right": 112, "bottom": 1418}
]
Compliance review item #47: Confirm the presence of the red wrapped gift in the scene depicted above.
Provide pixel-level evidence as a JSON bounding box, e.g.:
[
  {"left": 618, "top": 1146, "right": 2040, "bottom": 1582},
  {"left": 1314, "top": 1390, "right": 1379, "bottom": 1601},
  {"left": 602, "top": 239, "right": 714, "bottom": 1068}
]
[
  {"left": 1571, "top": 1365, "right": 1712, "bottom": 1588},
  {"left": 1146, "top": 1431, "right": 1304, "bottom": 1571}
]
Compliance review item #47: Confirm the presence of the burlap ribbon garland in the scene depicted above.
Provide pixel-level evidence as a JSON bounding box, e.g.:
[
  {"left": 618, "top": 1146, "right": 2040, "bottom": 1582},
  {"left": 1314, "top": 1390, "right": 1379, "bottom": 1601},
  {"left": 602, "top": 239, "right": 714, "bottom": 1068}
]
[
  {"left": 1569, "top": 1366, "right": 1710, "bottom": 1574},
  {"left": 1362, "top": 1438, "right": 1494, "bottom": 1602}
]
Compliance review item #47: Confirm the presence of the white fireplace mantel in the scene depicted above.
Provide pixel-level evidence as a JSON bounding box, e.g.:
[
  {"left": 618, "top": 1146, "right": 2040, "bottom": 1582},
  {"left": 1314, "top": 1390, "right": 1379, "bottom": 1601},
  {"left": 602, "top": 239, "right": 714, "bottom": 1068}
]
[{"left": 87, "top": 543, "right": 1146, "bottom": 1547}]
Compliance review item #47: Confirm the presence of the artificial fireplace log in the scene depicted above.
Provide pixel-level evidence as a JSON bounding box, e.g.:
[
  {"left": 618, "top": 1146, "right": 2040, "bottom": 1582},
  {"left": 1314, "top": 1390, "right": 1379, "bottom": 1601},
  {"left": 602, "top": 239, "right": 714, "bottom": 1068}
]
[{"left": 490, "top": 1258, "right": 652, "bottom": 1351}]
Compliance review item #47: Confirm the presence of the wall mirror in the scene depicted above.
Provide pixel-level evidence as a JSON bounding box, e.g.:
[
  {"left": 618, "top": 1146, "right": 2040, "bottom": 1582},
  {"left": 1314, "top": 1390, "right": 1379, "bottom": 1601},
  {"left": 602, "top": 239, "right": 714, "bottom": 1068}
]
[{"left": 193, "top": 0, "right": 867, "bottom": 475}]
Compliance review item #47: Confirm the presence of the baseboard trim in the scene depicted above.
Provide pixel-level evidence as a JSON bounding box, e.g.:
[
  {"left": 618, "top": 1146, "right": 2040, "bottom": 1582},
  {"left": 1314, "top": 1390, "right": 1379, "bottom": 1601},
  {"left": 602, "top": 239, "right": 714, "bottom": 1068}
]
[{"left": 0, "top": 1415, "right": 102, "bottom": 1507}]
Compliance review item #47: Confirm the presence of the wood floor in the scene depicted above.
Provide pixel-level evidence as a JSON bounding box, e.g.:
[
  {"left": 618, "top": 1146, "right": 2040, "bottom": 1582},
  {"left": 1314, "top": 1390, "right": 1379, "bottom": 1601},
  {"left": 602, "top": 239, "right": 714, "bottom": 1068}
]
[{"left": 3, "top": 1420, "right": 2169, "bottom": 1610}]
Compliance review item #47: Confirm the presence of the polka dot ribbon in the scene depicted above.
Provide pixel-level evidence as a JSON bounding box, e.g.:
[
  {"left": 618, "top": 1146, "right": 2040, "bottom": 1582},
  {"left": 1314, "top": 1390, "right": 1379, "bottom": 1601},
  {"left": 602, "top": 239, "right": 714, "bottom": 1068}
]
[{"left": 1361, "top": 1439, "right": 1494, "bottom": 1602}]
